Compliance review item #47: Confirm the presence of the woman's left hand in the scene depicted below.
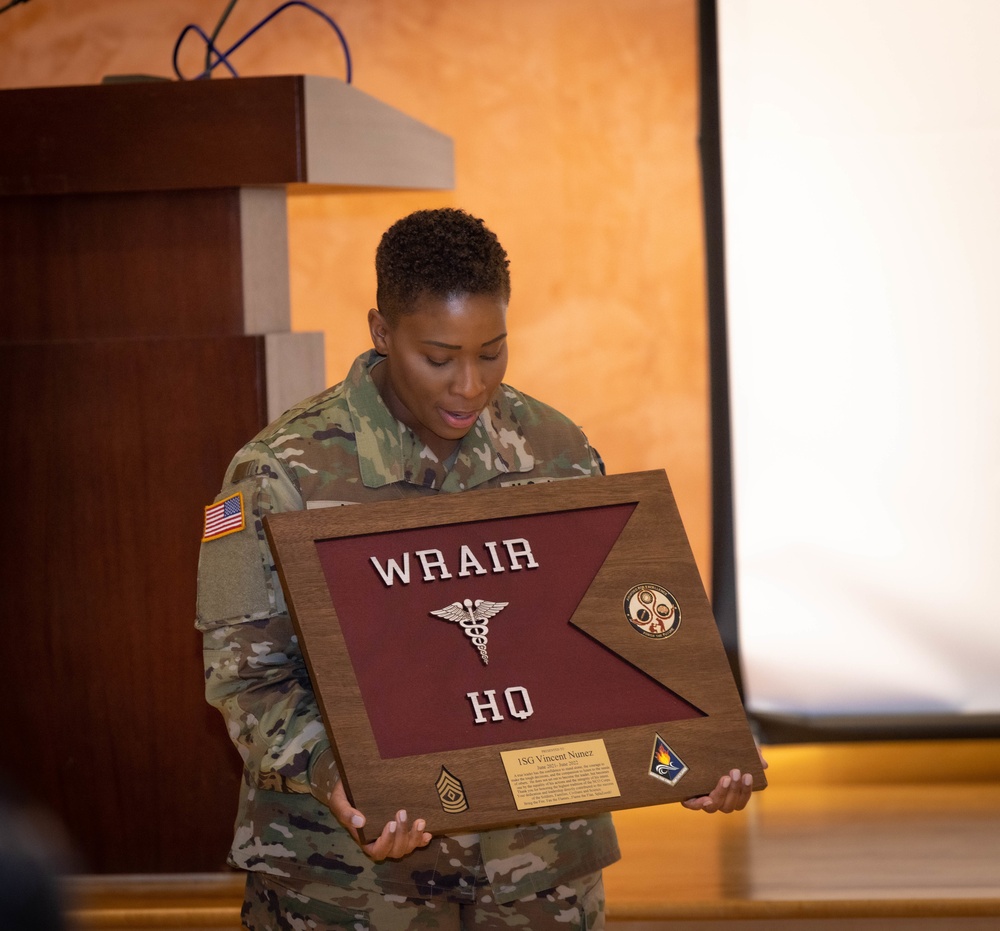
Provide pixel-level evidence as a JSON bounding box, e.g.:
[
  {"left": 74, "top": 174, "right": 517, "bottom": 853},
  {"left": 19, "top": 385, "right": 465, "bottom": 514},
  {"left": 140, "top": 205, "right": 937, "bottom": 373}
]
[{"left": 681, "top": 769, "right": 755, "bottom": 813}]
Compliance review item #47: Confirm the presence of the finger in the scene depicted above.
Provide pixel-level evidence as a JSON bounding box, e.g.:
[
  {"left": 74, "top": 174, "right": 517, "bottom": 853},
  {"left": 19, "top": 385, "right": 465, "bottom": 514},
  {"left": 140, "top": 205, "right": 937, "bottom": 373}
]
[
  {"left": 331, "top": 800, "right": 365, "bottom": 831},
  {"left": 365, "top": 811, "right": 433, "bottom": 862},
  {"left": 705, "top": 772, "right": 734, "bottom": 811},
  {"left": 407, "top": 816, "right": 432, "bottom": 849},
  {"left": 361, "top": 818, "right": 400, "bottom": 862},
  {"left": 682, "top": 777, "right": 727, "bottom": 813},
  {"left": 685, "top": 772, "right": 737, "bottom": 814},
  {"left": 416, "top": 827, "right": 432, "bottom": 848},
  {"left": 718, "top": 771, "right": 753, "bottom": 813},
  {"left": 718, "top": 769, "right": 742, "bottom": 812},
  {"left": 328, "top": 786, "right": 367, "bottom": 840},
  {"left": 393, "top": 811, "right": 433, "bottom": 854},
  {"left": 343, "top": 811, "right": 366, "bottom": 842},
  {"left": 387, "top": 809, "right": 414, "bottom": 858},
  {"left": 716, "top": 769, "right": 742, "bottom": 812}
]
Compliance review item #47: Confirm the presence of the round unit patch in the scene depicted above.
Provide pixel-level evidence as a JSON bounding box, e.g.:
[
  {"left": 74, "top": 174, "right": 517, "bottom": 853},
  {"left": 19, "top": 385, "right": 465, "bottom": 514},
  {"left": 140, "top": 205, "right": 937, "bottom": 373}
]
[{"left": 623, "top": 583, "right": 681, "bottom": 639}]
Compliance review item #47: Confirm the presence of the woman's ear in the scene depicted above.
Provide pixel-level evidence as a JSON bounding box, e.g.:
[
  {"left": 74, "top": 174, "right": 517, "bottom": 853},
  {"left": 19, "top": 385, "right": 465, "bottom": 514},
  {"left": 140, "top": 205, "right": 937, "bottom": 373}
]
[{"left": 368, "top": 308, "right": 391, "bottom": 354}]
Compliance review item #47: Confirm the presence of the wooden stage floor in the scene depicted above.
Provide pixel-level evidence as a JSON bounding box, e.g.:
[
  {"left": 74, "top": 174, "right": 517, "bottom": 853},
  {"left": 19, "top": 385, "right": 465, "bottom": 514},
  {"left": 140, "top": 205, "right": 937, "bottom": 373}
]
[{"left": 67, "top": 740, "right": 1000, "bottom": 930}]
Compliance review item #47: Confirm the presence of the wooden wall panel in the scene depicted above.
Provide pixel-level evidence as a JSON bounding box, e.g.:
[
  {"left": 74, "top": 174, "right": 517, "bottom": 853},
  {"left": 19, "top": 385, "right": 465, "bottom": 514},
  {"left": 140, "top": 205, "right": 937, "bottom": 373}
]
[
  {"left": 2, "top": 337, "right": 264, "bottom": 872},
  {"left": 0, "top": 190, "right": 247, "bottom": 340}
]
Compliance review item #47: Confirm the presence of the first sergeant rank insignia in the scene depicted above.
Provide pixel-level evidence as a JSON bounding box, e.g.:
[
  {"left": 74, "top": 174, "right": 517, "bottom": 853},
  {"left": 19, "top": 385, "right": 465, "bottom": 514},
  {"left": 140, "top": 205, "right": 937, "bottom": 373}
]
[{"left": 435, "top": 767, "right": 469, "bottom": 813}]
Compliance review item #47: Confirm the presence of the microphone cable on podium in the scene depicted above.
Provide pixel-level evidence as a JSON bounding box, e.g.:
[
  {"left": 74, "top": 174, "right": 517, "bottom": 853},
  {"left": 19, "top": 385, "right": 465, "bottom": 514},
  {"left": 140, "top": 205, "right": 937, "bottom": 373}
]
[{"left": 172, "top": 1, "right": 352, "bottom": 84}]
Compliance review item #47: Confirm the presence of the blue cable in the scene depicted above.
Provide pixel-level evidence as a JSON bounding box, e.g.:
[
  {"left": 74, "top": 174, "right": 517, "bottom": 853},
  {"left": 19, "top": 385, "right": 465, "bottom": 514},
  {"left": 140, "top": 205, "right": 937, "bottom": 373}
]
[
  {"left": 173, "top": 23, "right": 240, "bottom": 79},
  {"left": 173, "top": 1, "right": 352, "bottom": 84}
]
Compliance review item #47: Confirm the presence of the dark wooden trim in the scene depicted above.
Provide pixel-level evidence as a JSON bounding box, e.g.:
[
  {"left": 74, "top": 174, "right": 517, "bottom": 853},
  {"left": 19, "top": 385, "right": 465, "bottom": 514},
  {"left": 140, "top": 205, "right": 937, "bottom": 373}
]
[{"left": 0, "top": 76, "right": 453, "bottom": 194}]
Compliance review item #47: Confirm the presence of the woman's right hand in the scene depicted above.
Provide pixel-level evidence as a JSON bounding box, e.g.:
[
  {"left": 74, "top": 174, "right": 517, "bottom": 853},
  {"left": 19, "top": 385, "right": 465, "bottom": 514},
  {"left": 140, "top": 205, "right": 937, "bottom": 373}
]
[{"left": 328, "top": 779, "right": 433, "bottom": 862}]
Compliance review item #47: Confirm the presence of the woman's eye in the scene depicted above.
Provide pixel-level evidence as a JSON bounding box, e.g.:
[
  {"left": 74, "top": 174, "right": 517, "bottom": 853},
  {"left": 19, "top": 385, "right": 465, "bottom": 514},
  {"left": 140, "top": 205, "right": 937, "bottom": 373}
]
[
  {"left": 480, "top": 352, "right": 503, "bottom": 362},
  {"left": 426, "top": 357, "right": 449, "bottom": 368}
]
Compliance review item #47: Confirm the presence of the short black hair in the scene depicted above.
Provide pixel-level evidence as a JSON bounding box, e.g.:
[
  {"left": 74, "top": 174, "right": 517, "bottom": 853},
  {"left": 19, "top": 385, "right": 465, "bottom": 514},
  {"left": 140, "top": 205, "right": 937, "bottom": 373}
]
[{"left": 375, "top": 208, "right": 511, "bottom": 321}]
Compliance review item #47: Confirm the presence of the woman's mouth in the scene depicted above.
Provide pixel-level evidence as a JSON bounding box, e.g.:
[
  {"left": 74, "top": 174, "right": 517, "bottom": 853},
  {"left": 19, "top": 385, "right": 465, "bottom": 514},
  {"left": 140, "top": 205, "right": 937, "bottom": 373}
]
[{"left": 440, "top": 408, "right": 481, "bottom": 430}]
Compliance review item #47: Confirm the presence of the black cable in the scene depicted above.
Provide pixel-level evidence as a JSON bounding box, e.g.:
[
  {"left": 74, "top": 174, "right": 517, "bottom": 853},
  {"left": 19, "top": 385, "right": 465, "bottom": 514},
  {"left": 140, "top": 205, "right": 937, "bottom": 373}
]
[
  {"left": 0, "top": 0, "right": 31, "bottom": 17},
  {"left": 204, "top": 0, "right": 240, "bottom": 76}
]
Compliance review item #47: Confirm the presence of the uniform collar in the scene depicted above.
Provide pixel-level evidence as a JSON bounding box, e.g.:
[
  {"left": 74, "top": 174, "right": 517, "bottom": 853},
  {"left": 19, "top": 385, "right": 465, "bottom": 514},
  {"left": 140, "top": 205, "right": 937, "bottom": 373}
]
[{"left": 344, "top": 350, "right": 536, "bottom": 492}]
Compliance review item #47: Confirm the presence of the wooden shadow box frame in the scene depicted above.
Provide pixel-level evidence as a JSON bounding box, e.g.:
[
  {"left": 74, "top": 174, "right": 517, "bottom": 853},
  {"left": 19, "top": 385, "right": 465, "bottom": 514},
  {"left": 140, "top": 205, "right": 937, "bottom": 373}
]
[{"left": 264, "top": 470, "right": 765, "bottom": 839}]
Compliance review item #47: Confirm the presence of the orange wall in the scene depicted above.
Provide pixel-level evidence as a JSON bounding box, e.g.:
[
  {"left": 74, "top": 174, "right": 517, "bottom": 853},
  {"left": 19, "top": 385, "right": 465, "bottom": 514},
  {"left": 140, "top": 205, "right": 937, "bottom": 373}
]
[{"left": 0, "top": 0, "right": 710, "bottom": 577}]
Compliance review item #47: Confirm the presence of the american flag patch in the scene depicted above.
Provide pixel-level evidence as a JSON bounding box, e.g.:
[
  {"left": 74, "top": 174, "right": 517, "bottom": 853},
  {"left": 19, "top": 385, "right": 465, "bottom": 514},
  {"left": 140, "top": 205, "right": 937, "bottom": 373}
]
[{"left": 202, "top": 492, "right": 245, "bottom": 541}]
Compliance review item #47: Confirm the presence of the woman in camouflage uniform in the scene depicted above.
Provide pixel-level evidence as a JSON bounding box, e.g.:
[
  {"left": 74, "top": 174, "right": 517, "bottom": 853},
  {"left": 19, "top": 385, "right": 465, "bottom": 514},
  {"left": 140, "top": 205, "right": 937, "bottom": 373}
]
[{"left": 196, "top": 209, "right": 755, "bottom": 930}]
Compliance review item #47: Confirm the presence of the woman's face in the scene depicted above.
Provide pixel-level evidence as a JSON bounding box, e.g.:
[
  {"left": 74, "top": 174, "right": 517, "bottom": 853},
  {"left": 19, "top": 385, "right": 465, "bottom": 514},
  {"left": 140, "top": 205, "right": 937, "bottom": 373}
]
[{"left": 368, "top": 291, "right": 509, "bottom": 459}]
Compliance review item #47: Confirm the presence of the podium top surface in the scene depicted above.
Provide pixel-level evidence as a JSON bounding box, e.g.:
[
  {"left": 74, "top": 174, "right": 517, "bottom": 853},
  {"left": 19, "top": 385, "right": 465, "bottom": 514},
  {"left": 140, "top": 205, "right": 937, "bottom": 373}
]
[{"left": 0, "top": 75, "right": 454, "bottom": 195}]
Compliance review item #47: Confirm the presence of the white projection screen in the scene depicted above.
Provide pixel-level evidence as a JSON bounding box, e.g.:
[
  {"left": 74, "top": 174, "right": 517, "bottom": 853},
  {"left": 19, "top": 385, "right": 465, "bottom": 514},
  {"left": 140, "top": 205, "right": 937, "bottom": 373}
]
[{"left": 715, "top": 0, "right": 1000, "bottom": 737}]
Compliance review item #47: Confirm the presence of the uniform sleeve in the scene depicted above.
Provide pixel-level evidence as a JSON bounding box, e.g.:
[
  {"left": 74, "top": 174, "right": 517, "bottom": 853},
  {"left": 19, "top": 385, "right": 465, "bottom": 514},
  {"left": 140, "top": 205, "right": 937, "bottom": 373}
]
[
  {"left": 195, "top": 443, "right": 338, "bottom": 801},
  {"left": 584, "top": 440, "right": 606, "bottom": 477}
]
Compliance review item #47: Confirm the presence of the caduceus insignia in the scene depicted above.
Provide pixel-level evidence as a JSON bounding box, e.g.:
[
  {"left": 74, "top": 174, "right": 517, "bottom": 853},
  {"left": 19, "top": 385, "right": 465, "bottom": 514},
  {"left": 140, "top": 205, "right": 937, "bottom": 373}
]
[{"left": 429, "top": 598, "right": 508, "bottom": 666}]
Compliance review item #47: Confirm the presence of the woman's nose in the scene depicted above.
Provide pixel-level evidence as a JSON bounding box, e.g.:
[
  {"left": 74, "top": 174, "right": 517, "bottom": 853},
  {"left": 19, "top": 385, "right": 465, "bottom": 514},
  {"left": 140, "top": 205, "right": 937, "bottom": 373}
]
[{"left": 452, "top": 361, "right": 485, "bottom": 399}]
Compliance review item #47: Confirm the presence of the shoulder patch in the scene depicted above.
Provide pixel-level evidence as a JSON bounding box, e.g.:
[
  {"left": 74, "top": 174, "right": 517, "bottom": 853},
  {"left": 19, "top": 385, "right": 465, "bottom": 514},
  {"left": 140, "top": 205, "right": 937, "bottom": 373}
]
[
  {"left": 230, "top": 460, "right": 258, "bottom": 483},
  {"left": 202, "top": 491, "right": 245, "bottom": 541}
]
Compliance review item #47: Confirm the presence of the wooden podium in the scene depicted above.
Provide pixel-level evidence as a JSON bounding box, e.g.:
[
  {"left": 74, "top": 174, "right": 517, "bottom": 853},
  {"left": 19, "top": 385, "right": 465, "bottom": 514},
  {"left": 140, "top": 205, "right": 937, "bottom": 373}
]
[{"left": 0, "top": 76, "right": 453, "bottom": 873}]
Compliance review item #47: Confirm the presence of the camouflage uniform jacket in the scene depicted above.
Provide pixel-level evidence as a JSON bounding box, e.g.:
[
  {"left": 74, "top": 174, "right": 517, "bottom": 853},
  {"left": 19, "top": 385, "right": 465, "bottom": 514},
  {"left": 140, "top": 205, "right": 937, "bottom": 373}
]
[{"left": 196, "top": 350, "right": 621, "bottom": 904}]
